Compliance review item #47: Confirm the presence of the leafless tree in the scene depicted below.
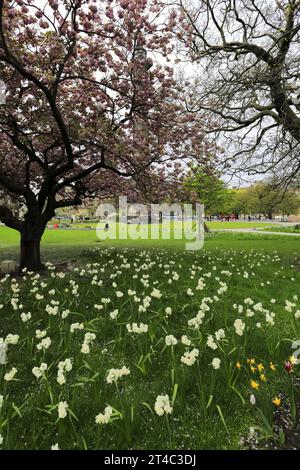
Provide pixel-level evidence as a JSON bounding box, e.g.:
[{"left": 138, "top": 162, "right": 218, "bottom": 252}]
[{"left": 176, "top": 0, "right": 300, "bottom": 188}]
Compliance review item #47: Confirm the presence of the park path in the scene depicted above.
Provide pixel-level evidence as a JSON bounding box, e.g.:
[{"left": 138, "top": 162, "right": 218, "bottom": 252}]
[{"left": 212, "top": 228, "right": 300, "bottom": 237}]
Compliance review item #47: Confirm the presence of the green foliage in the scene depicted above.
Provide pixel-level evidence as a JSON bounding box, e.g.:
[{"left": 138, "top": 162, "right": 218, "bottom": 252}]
[
  {"left": 184, "top": 171, "right": 300, "bottom": 220},
  {"left": 184, "top": 170, "right": 234, "bottom": 215},
  {"left": 229, "top": 189, "right": 250, "bottom": 216},
  {"left": 231, "top": 182, "right": 300, "bottom": 219}
]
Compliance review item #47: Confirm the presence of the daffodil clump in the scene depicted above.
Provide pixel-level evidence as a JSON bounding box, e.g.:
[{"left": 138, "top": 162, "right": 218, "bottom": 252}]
[{"left": 0, "top": 247, "right": 299, "bottom": 449}]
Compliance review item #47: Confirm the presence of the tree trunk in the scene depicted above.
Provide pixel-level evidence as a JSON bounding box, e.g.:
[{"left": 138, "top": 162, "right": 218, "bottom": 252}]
[
  {"left": 204, "top": 222, "right": 210, "bottom": 233},
  {"left": 20, "top": 230, "right": 44, "bottom": 272}
]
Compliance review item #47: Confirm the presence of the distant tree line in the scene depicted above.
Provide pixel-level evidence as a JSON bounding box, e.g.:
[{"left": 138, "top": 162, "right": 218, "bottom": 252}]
[{"left": 185, "top": 170, "right": 300, "bottom": 220}]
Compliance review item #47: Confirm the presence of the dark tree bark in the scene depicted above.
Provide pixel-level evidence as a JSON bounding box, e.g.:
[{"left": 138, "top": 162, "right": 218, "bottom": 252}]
[
  {"left": 0, "top": 205, "right": 46, "bottom": 271},
  {"left": 19, "top": 216, "right": 47, "bottom": 271},
  {"left": 20, "top": 235, "right": 43, "bottom": 271}
]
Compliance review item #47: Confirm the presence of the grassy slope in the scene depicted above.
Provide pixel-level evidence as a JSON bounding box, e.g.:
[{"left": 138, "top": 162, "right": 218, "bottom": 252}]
[
  {"left": 0, "top": 225, "right": 299, "bottom": 449},
  {"left": 1, "top": 243, "right": 299, "bottom": 449}
]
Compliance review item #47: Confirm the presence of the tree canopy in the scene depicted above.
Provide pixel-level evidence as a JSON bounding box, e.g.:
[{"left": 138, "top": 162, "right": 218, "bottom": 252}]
[
  {"left": 176, "top": 0, "right": 300, "bottom": 187},
  {"left": 0, "top": 0, "right": 211, "bottom": 269},
  {"left": 239, "top": 181, "right": 300, "bottom": 219},
  {"left": 184, "top": 169, "right": 233, "bottom": 216}
]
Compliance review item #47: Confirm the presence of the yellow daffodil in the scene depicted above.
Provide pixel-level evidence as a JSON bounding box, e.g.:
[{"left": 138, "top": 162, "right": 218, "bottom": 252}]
[
  {"left": 272, "top": 396, "right": 281, "bottom": 406},
  {"left": 260, "top": 373, "right": 266, "bottom": 382},
  {"left": 236, "top": 361, "right": 241, "bottom": 369},
  {"left": 257, "top": 363, "right": 264, "bottom": 372},
  {"left": 250, "top": 380, "right": 259, "bottom": 390},
  {"left": 250, "top": 365, "right": 256, "bottom": 373},
  {"left": 247, "top": 358, "right": 256, "bottom": 365},
  {"left": 270, "top": 362, "right": 276, "bottom": 371},
  {"left": 289, "top": 355, "right": 297, "bottom": 365}
]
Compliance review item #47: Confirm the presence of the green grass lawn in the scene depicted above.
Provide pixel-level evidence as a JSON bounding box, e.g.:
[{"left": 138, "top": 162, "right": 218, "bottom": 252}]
[
  {"left": 50, "top": 220, "right": 279, "bottom": 230},
  {"left": 208, "top": 221, "right": 278, "bottom": 229},
  {"left": 262, "top": 226, "right": 300, "bottom": 234},
  {"left": 0, "top": 224, "right": 300, "bottom": 450},
  {"left": 1, "top": 223, "right": 299, "bottom": 264}
]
